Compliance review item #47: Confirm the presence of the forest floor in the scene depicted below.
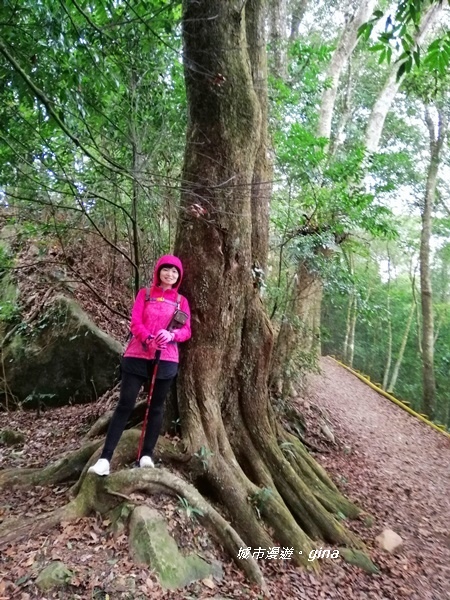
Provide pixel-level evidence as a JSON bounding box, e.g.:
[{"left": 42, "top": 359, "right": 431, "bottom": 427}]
[{"left": 1, "top": 356, "right": 450, "bottom": 600}]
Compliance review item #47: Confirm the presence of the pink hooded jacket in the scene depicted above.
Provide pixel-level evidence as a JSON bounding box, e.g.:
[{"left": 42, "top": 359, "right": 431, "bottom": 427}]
[{"left": 123, "top": 255, "right": 191, "bottom": 362}]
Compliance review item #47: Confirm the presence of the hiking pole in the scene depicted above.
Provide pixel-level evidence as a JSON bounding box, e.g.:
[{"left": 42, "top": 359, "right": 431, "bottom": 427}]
[
  {"left": 134, "top": 308, "right": 188, "bottom": 467},
  {"left": 136, "top": 348, "right": 161, "bottom": 466}
]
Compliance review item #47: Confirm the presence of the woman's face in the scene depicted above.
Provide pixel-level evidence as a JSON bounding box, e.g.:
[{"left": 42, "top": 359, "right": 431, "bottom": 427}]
[{"left": 159, "top": 266, "right": 179, "bottom": 287}]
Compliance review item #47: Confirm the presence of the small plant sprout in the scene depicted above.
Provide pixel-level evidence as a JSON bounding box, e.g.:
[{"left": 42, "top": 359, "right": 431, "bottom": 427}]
[
  {"left": 194, "top": 445, "right": 214, "bottom": 470},
  {"left": 177, "top": 495, "right": 204, "bottom": 521},
  {"left": 250, "top": 487, "right": 273, "bottom": 519}
]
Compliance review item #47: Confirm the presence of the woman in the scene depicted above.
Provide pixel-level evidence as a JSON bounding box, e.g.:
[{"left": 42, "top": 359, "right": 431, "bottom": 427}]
[{"left": 88, "top": 254, "right": 191, "bottom": 476}]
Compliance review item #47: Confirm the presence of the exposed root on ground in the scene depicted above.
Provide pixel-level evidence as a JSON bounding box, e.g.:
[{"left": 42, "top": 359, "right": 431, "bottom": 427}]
[
  {"left": 0, "top": 437, "right": 266, "bottom": 588},
  {"left": 0, "top": 401, "right": 372, "bottom": 585},
  {"left": 0, "top": 439, "right": 103, "bottom": 490},
  {"left": 104, "top": 468, "right": 266, "bottom": 588},
  {"left": 0, "top": 504, "right": 81, "bottom": 548},
  {"left": 206, "top": 428, "right": 364, "bottom": 566}
]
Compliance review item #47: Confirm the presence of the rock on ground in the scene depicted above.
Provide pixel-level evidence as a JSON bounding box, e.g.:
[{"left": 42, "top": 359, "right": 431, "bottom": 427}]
[
  {"left": 2, "top": 295, "right": 122, "bottom": 406},
  {"left": 375, "top": 529, "right": 404, "bottom": 554},
  {"left": 35, "top": 561, "right": 73, "bottom": 591},
  {"left": 129, "top": 505, "right": 222, "bottom": 589}
]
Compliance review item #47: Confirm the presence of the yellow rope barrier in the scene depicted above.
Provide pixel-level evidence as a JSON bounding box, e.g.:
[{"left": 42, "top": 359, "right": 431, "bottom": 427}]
[{"left": 328, "top": 356, "right": 450, "bottom": 440}]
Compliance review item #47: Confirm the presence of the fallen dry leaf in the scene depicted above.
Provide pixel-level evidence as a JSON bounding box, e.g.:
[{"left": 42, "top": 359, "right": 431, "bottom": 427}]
[{"left": 202, "top": 577, "right": 215, "bottom": 589}]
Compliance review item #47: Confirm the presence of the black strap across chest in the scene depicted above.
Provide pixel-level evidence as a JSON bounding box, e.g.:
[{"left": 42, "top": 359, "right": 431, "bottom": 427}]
[{"left": 145, "top": 288, "right": 181, "bottom": 308}]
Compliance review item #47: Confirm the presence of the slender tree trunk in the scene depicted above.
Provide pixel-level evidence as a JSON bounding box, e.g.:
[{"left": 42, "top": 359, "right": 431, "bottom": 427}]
[
  {"left": 382, "top": 295, "right": 393, "bottom": 390},
  {"left": 343, "top": 293, "right": 353, "bottom": 362},
  {"left": 131, "top": 145, "right": 140, "bottom": 293},
  {"left": 364, "top": 4, "right": 441, "bottom": 154},
  {"left": 343, "top": 290, "right": 358, "bottom": 368},
  {"left": 382, "top": 257, "right": 393, "bottom": 390},
  {"left": 413, "top": 279, "right": 423, "bottom": 356},
  {"left": 329, "top": 60, "right": 353, "bottom": 158},
  {"left": 289, "top": 0, "right": 309, "bottom": 41},
  {"left": 387, "top": 301, "right": 415, "bottom": 393},
  {"left": 342, "top": 249, "right": 355, "bottom": 365},
  {"left": 317, "top": 0, "right": 377, "bottom": 140},
  {"left": 269, "top": 0, "right": 288, "bottom": 79},
  {"left": 176, "top": 0, "right": 361, "bottom": 555},
  {"left": 347, "top": 294, "right": 357, "bottom": 368},
  {"left": 420, "top": 107, "right": 447, "bottom": 418},
  {"left": 130, "top": 70, "right": 141, "bottom": 293}
]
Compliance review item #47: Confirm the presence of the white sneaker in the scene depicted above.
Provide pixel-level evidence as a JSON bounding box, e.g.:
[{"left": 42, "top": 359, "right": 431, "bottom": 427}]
[
  {"left": 88, "top": 458, "right": 110, "bottom": 476},
  {"left": 139, "top": 455, "right": 154, "bottom": 468}
]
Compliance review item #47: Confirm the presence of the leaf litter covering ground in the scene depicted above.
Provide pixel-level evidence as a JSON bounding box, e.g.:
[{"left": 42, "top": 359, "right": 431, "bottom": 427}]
[{"left": 1, "top": 356, "right": 450, "bottom": 599}]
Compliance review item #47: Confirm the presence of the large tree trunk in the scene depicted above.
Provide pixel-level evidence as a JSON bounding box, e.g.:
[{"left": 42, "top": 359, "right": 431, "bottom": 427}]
[
  {"left": 248, "top": 0, "right": 273, "bottom": 269},
  {"left": 420, "top": 107, "right": 447, "bottom": 418},
  {"left": 271, "top": 258, "right": 323, "bottom": 396},
  {"left": 175, "top": 0, "right": 362, "bottom": 558}
]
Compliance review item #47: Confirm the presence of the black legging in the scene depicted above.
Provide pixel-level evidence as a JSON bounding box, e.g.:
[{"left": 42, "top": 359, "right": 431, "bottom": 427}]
[{"left": 100, "top": 370, "right": 173, "bottom": 461}]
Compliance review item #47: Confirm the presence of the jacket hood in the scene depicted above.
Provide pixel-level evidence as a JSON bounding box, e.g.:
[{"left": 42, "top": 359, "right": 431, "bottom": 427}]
[{"left": 152, "top": 254, "right": 183, "bottom": 290}]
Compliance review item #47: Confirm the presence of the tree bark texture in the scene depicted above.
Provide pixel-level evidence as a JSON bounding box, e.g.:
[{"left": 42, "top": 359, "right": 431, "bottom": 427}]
[
  {"left": 247, "top": 0, "right": 273, "bottom": 270},
  {"left": 342, "top": 250, "right": 356, "bottom": 367},
  {"left": 343, "top": 294, "right": 352, "bottom": 364},
  {"left": 269, "top": 0, "right": 288, "bottom": 79},
  {"left": 329, "top": 60, "right": 354, "bottom": 158},
  {"left": 175, "top": 0, "right": 362, "bottom": 556}
]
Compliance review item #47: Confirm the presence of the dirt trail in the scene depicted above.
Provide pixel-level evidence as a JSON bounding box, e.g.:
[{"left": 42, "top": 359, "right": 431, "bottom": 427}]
[{"left": 304, "top": 356, "right": 450, "bottom": 600}]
